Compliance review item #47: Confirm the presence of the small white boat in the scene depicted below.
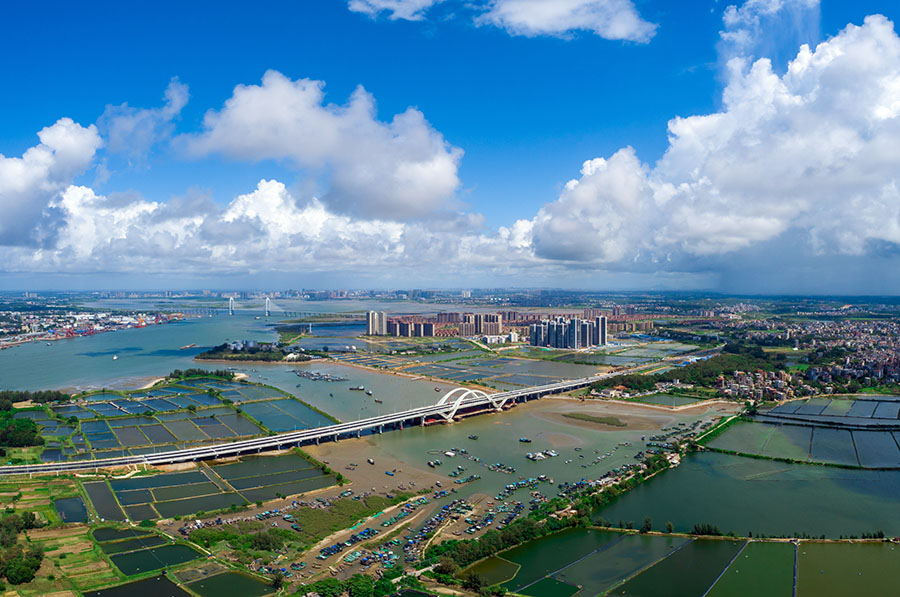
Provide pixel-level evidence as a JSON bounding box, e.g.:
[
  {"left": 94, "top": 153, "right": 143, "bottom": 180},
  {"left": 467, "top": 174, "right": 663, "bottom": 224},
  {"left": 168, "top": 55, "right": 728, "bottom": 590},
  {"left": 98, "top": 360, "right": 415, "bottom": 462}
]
[{"left": 112, "top": 355, "right": 118, "bottom": 361}]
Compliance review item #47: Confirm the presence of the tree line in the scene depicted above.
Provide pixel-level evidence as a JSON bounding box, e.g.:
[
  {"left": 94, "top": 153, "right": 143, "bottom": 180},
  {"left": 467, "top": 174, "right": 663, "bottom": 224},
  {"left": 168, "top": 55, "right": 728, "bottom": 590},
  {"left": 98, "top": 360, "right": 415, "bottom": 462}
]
[
  {"left": 593, "top": 343, "right": 786, "bottom": 393},
  {"left": 0, "top": 390, "right": 69, "bottom": 405}
]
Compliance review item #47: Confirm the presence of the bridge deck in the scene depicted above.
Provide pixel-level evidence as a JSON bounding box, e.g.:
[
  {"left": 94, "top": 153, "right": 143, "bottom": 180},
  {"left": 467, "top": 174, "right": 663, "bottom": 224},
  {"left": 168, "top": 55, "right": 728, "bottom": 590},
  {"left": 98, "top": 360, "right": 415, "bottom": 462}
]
[{"left": 0, "top": 374, "right": 614, "bottom": 475}]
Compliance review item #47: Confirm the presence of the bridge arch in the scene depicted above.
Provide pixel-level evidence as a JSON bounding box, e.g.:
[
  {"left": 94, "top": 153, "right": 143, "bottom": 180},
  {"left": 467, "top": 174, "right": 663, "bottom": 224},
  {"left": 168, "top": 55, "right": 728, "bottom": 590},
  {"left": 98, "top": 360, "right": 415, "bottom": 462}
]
[{"left": 436, "top": 387, "right": 510, "bottom": 420}]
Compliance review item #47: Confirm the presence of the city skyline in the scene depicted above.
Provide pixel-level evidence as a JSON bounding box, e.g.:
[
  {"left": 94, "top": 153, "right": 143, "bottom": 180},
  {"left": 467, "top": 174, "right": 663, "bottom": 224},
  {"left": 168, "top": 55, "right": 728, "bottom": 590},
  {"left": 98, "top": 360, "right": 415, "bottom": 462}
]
[{"left": 4, "top": 1, "right": 900, "bottom": 294}]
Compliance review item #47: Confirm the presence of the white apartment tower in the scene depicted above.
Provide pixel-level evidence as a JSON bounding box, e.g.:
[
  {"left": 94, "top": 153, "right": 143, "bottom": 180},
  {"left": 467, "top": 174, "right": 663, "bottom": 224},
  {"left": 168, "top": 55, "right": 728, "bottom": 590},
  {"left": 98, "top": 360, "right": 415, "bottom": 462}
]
[{"left": 366, "top": 311, "right": 388, "bottom": 335}]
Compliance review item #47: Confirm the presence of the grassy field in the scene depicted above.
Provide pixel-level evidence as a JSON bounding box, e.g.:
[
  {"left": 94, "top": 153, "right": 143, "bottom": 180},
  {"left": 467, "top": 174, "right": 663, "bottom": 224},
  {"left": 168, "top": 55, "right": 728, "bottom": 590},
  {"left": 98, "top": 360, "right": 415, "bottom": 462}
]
[
  {"left": 277, "top": 329, "right": 307, "bottom": 344},
  {"left": 0, "top": 477, "right": 84, "bottom": 525},
  {"left": 4, "top": 446, "right": 44, "bottom": 465},
  {"left": 288, "top": 495, "right": 399, "bottom": 548},
  {"left": 562, "top": 413, "right": 626, "bottom": 427},
  {"left": 25, "top": 525, "right": 122, "bottom": 594}
]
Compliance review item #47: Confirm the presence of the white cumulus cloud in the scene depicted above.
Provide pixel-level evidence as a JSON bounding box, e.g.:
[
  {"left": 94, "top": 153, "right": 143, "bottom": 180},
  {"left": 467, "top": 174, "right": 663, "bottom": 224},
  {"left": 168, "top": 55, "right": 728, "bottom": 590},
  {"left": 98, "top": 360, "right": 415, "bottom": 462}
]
[
  {"left": 0, "top": 118, "right": 102, "bottom": 247},
  {"left": 10, "top": 178, "right": 530, "bottom": 279},
  {"left": 181, "top": 70, "right": 462, "bottom": 220},
  {"left": 531, "top": 14, "right": 900, "bottom": 273},
  {"left": 348, "top": 0, "right": 442, "bottom": 20},
  {"left": 476, "top": 0, "right": 657, "bottom": 42}
]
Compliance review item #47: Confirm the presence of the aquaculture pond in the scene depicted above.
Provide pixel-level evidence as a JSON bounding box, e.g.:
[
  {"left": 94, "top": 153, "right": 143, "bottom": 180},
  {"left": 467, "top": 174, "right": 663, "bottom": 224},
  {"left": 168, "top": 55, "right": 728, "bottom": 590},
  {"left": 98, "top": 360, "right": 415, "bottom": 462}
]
[
  {"left": 54, "top": 496, "right": 88, "bottom": 522},
  {"left": 208, "top": 453, "right": 338, "bottom": 504},
  {"left": 186, "top": 571, "right": 274, "bottom": 597},
  {"left": 707, "top": 541, "right": 795, "bottom": 597},
  {"left": 708, "top": 418, "right": 900, "bottom": 469},
  {"left": 598, "top": 451, "right": 900, "bottom": 537},
  {"left": 608, "top": 539, "right": 746, "bottom": 596},
  {"left": 551, "top": 533, "right": 689, "bottom": 594},
  {"left": 24, "top": 376, "right": 340, "bottom": 463},
  {"left": 83, "top": 575, "right": 190, "bottom": 597},
  {"left": 85, "top": 481, "right": 125, "bottom": 521},
  {"left": 797, "top": 541, "right": 900, "bottom": 596},
  {"left": 497, "top": 528, "right": 619, "bottom": 593},
  {"left": 110, "top": 544, "right": 202, "bottom": 575},
  {"left": 463, "top": 527, "right": 900, "bottom": 597},
  {"left": 91, "top": 453, "right": 337, "bottom": 520}
]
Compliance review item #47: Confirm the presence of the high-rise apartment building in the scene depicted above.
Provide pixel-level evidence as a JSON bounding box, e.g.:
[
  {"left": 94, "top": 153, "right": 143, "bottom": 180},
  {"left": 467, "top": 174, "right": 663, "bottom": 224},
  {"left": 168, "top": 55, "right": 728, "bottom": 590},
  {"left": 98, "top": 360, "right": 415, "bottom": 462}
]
[
  {"left": 365, "top": 311, "right": 388, "bottom": 335},
  {"left": 366, "top": 311, "right": 378, "bottom": 335},
  {"left": 529, "top": 316, "right": 607, "bottom": 349},
  {"left": 481, "top": 313, "right": 502, "bottom": 335}
]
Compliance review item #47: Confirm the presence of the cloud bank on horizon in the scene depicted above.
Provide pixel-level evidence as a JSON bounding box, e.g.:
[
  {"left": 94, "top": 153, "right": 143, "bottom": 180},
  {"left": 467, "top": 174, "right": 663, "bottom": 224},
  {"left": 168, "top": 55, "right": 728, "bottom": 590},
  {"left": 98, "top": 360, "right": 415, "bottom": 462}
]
[{"left": 5, "top": 0, "right": 900, "bottom": 292}]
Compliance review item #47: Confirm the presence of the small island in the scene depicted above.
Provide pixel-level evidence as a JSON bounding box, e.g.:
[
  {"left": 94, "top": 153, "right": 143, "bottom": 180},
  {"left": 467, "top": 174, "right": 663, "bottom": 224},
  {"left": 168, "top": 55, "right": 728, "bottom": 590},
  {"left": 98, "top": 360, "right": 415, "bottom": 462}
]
[{"left": 196, "top": 341, "right": 317, "bottom": 363}]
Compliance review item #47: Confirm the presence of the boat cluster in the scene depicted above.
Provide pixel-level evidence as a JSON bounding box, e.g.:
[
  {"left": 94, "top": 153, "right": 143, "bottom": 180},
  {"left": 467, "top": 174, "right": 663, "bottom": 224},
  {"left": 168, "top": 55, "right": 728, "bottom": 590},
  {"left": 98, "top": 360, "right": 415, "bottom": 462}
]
[
  {"left": 494, "top": 475, "right": 553, "bottom": 500},
  {"left": 430, "top": 447, "right": 517, "bottom": 475},
  {"left": 525, "top": 449, "right": 559, "bottom": 461},
  {"left": 294, "top": 370, "right": 347, "bottom": 382}
]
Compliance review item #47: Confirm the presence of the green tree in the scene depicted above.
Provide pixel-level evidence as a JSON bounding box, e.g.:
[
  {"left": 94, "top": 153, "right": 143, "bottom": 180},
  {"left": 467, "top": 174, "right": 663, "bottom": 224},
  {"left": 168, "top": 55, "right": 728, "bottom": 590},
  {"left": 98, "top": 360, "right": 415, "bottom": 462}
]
[
  {"left": 434, "top": 556, "right": 459, "bottom": 576},
  {"left": 463, "top": 573, "right": 485, "bottom": 592},
  {"left": 302, "top": 577, "right": 341, "bottom": 597},
  {"left": 5, "top": 558, "right": 38, "bottom": 585},
  {"left": 272, "top": 571, "right": 284, "bottom": 590},
  {"left": 640, "top": 517, "right": 652, "bottom": 534},
  {"left": 373, "top": 578, "right": 394, "bottom": 597},
  {"left": 346, "top": 574, "right": 375, "bottom": 597}
]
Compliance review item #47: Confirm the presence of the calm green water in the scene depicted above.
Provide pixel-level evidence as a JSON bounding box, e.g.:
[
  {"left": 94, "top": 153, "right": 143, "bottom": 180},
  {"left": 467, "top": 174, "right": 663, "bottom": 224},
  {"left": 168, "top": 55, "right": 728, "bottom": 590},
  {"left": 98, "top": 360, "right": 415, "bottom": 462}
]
[
  {"left": 609, "top": 539, "right": 745, "bottom": 596},
  {"left": 707, "top": 541, "right": 795, "bottom": 597},
  {"left": 519, "top": 577, "right": 579, "bottom": 597},
  {"left": 110, "top": 544, "right": 202, "bottom": 575},
  {"left": 599, "top": 452, "right": 900, "bottom": 537},
  {"left": 499, "top": 528, "right": 619, "bottom": 592},
  {"left": 707, "top": 421, "right": 775, "bottom": 454},
  {"left": 100, "top": 535, "right": 168, "bottom": 555},
  {"left": 797, "top": 542, "right": 900, "bottom": 596},
  {"left": 463, "top": 527, "right": 900, "bottom": 597},
  {"left": 552, "top": 533, "right": 689, "bottom": 594},
  {"left": 464, "top": 556, "right": 520, "bottom": 586},
  {"left": 187, "top": 571, "right": 274, "bottom": 597}
]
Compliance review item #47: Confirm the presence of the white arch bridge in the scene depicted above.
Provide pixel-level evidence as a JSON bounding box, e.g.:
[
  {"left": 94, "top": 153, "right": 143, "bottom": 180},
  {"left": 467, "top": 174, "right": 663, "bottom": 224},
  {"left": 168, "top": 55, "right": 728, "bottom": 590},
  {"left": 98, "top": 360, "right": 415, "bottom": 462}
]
[{"left": 0, "top": 371, "right": 622, "bottom": 476}]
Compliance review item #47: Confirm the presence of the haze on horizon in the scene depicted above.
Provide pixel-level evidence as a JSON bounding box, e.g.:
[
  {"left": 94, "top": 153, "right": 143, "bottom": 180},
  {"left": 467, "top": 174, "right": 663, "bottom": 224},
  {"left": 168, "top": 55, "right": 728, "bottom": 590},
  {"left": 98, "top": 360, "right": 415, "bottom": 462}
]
[{"left": 3, "top": 0, "right": 900, "bottom": 294}]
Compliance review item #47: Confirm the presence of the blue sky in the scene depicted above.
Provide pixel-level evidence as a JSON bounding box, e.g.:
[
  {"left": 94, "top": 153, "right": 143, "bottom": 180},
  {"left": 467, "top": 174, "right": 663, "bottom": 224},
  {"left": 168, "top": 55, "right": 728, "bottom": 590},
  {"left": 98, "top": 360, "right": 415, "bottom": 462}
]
[{"left": 3, "top": 0, "right": 900, "bottom": 292}]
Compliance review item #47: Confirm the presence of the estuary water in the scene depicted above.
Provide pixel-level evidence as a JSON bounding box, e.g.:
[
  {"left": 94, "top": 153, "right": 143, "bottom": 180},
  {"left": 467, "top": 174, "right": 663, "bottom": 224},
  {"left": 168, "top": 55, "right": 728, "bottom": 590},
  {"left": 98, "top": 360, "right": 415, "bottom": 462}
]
[{"left": 0, "top": 308, "right": 459, "bottom": 420}]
